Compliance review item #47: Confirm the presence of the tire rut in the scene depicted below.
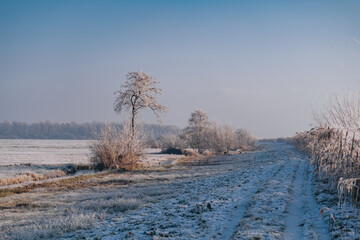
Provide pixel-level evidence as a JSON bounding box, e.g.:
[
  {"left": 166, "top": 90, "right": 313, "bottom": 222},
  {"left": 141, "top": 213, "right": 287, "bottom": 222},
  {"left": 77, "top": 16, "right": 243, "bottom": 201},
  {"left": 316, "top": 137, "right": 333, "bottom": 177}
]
[
  {"left": 230, "top": 148, "right": 301, "bottom": 239},
  {"left": 219, "top": 161, "right": 288, "bottom": 240}
]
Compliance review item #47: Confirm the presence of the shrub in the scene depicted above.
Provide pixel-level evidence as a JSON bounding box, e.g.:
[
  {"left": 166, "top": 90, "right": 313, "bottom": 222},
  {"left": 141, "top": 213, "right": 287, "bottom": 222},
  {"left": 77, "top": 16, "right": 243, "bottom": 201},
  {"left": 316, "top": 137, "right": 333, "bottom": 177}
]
[
  {"left": 90, "top": 123, "right": 143, "bottom": 170},
  {"left": 159, "top": 134, "right": 187, "bottom": 153}
]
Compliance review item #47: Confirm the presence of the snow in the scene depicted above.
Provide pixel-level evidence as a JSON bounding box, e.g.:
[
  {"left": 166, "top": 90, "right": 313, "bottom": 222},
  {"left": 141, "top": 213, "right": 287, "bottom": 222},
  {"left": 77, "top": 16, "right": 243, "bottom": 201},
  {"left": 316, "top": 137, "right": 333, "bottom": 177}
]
[
  {"left": 0, "top": 140, "right": 341, "bottom": 239},
  {"left": 58, "top": 142, "right": 330, "bottom": 240},
  {"left": 0, "top": 139, "right": 91, "bottom": 166},
  {"left": 0, "top": 140, "right": 182, "bottom": 182},
  {"left": 283, "top": 156, "right": 329, "bottom": 240}
]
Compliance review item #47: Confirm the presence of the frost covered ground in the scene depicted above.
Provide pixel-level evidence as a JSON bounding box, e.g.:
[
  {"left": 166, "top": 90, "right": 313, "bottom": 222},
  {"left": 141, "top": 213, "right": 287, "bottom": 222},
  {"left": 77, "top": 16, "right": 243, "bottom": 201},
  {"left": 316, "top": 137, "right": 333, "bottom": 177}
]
[
  {"left": 0, "top": 140, "right": 181, "bottom": 185},
  {"left": 0, "top": 139, "right": 91, "bottom": 166},
  {"left": 0, "top": 141, "right": 332, "bottom": 239}
]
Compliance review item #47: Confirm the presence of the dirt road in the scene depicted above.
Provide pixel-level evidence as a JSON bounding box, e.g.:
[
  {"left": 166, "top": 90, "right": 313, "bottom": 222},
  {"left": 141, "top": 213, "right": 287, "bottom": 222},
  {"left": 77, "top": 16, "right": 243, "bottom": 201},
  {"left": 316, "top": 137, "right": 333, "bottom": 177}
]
[{"left": 57, "top": 142, "right": 329, "bottom": 240}]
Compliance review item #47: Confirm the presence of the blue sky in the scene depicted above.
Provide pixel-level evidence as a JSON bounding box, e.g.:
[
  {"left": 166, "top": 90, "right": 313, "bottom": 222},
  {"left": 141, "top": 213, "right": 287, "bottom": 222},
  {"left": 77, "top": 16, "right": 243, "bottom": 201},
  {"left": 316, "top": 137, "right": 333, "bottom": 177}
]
[{"left": 0, "top": 0, "right": 360, "bottom": 138}]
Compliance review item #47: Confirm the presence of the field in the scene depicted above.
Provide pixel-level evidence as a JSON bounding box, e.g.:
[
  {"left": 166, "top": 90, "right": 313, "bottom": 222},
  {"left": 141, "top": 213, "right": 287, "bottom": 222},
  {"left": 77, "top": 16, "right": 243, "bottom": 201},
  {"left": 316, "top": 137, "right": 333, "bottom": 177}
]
[
  {"left": 0, "top": 140, "right": 184, "bottom": 186},
  {"left": 0, "top": 140, "right": 336, "bottom": 239}
]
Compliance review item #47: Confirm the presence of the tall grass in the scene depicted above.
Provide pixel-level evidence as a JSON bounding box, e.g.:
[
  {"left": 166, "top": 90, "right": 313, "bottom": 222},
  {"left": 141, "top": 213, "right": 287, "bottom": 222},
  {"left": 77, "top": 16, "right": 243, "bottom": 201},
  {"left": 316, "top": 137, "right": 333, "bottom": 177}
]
[
  {"left": 295, "top": 92, "right": 360, "bottom": 208},
  {"left": 90, "top": 123, "right": 143, "bottom": 170}
]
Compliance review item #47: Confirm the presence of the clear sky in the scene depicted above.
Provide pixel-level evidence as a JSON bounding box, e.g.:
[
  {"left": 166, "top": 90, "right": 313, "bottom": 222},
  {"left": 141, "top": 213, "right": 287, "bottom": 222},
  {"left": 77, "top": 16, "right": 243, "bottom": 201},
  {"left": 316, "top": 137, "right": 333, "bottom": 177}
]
[{"left": 0, "top": 0, "right": 360, "bottom": 138}]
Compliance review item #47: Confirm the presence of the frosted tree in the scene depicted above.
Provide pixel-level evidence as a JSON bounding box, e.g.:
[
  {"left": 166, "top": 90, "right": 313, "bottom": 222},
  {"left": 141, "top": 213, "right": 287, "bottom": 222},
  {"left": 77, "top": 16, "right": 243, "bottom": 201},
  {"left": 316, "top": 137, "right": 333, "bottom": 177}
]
[
  {"left": 182, "top": 110, "right": 210, "bottom": 151},
  {"left": 235, "top": 128, "right": 257, "bottom": 148},
  {"left": 114, "top": 71, "right": 168, "bottom": 133},
  {"left": 223, "top": 123, "right": 236, "bottom": 153},
  {"left": 205, "top": 121, "right": 225, "bottom": 153}
]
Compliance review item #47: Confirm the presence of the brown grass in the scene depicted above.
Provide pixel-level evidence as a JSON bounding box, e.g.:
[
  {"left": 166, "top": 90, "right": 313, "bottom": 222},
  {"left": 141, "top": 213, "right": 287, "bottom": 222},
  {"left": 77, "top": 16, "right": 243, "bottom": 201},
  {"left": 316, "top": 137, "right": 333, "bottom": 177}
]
[
  {"left": 0, "top": 153, "right": 208, "bottom": 199},
  {"left": 294, "top": 128, "right": 360, "bottom": 209},
  {"left": 0, "top": 172, "right": 109, "bottom": 198},
  {"left": 0, "top": 170, "right": 67, "bottom": 186}
]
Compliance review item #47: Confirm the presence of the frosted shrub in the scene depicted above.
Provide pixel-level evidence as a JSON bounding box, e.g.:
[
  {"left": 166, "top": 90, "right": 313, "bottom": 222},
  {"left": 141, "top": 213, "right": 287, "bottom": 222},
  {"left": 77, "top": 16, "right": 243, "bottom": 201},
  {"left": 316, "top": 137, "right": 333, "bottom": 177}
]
[
  {"left": 181, "top": 110, "right": 257, "bottom": 154},
  {"left": 235, "top": 129, "right": 257, "bottom": 149},
  {"left": 159, "top": 134, "right": 187, "bottom": 153},
  {"left": 90, "top": 124, "right": 143, "bottom": 170},
  {"left": 181, "top": 110, "right": 210, "bottom": 152}
]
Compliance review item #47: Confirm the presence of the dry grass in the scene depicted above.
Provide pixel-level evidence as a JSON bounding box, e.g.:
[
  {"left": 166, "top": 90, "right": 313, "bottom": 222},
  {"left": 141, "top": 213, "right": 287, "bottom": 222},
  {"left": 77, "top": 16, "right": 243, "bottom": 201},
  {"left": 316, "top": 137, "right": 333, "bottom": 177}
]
[
  {"left": 0, "top": 151, "right": 212, "bottom": 239},
  {"left": 0, "top": 172, "right": 109, "bottom": 198},
  {"left": 294, "top": 128, "right": 360, "bottom": 209},
  {"left": 0, "top": 169, "right": 177, "bottom": 240},
  {"left": 0, "top": 170, "right": 66, "bottom": 186}
]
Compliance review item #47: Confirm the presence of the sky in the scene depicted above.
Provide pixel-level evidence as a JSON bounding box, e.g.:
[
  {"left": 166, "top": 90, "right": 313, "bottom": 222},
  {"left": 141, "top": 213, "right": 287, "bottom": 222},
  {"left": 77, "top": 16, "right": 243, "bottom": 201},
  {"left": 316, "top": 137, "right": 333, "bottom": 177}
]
[{"left": 0, "top": 0, "right": 360, "bottom": 138}]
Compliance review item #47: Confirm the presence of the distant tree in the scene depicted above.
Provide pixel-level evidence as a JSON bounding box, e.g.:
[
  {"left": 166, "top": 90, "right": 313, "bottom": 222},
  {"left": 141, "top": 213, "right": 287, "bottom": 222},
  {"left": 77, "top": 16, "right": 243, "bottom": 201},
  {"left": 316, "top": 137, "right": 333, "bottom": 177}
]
[
  {"left": 235, "top": 128, "right": 257, "bottom": 149},
  {"left": 182, "top": 110, "right": 210, "bottom": 151},
  {"left": 223, "top": 123, "right": 236, "bottom": 153},
  {"left": 204, "top": 122, "right": 236, "bottom": 153},
  {"left": 0, "top": 121, "right": 179, "bottom": 140},
  {"left": 114, "top": 71, "right": 168, "bottom": 133},
  {"left": 205, "top": 121, "right": 225, "bottom": 153}
]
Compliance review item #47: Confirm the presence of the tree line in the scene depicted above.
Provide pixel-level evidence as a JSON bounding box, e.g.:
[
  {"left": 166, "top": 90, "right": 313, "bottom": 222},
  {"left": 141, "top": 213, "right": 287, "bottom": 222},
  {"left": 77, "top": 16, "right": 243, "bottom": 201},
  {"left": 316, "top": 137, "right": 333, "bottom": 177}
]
[
  {"left": 159, "top": 109, "right": 257, "bottom": 154},
  {"left": 0, "top": 121, "right": 179, "bottom": 140}
]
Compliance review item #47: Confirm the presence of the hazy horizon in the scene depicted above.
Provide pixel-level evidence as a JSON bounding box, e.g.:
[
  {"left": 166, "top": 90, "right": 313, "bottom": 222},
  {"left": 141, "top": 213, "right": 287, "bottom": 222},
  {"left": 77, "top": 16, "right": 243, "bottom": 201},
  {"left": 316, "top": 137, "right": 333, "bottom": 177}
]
[{"left": 1, "top": 0, "right": 360, "bottom": 138}]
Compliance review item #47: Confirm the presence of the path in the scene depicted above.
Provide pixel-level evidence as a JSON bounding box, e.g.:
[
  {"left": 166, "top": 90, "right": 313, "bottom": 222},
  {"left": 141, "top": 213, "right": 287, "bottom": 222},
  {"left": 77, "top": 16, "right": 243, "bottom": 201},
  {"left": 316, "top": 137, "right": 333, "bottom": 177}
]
[
  {"left": 283, "top": 157, "right": 329, "bottom": 240},
  {"left": 60, "top": 142, "right": 330, "bottom": 240}
]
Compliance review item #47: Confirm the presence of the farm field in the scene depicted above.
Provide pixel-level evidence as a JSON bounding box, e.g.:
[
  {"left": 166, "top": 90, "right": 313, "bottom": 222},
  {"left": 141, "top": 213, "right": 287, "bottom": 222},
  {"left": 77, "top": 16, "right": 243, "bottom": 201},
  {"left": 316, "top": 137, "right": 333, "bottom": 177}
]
[
  {"left": 0, "top": 140, "right": 184, "bottom": 184},
  {"left": 0, "top": 141, "right": 332, "bottom": 239}
]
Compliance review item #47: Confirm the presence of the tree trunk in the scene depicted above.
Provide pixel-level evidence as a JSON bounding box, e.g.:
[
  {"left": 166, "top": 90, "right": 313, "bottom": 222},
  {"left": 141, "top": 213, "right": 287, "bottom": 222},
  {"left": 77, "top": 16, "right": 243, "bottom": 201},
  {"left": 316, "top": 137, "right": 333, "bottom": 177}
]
[{"left": 131, "top": 106, "right": 135, "bottom": 135}]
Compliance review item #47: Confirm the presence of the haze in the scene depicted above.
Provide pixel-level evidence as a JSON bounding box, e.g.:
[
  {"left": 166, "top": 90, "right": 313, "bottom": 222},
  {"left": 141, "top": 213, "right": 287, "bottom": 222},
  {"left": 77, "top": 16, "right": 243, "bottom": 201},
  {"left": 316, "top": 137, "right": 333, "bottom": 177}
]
[{"left": 0, "top": 0, "right": 360, "bottom": 138}]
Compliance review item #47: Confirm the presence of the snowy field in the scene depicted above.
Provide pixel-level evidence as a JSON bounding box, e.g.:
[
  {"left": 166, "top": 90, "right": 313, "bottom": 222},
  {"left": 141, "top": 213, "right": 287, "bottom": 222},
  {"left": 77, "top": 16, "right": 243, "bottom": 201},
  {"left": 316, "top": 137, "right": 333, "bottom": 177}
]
[
  {"left": 0, "top": 140, "right": 182, "bottom": 183},
  {"left": 0, "top": 142, "right": 332, "bottom": 239},
  {"left": 0, "top": 139, "right": 91, "bottom": 166},
  {"left": 0, "top": 140, "right": 182, "bottom": 166}
]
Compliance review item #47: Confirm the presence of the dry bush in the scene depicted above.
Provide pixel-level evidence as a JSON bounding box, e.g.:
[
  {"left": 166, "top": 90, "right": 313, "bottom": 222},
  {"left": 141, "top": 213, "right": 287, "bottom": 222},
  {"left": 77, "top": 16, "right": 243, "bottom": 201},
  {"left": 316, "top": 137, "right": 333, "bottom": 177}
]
[{"left": 90, "top": 123, "right": 143, "bottom": 170}]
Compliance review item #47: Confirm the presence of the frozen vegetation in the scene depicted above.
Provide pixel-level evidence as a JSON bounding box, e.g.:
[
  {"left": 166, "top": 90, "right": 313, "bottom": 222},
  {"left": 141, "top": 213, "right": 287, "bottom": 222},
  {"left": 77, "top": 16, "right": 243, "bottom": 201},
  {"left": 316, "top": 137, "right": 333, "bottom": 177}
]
[{"left": 0, "top": 141, "right": 333, "bottom": 239}]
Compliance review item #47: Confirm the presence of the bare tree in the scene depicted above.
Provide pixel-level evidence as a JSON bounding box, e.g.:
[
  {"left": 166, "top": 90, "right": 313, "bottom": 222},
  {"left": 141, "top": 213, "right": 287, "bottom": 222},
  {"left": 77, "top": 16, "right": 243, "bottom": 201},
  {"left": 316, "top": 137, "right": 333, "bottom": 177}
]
[{"left": 114, "top": 71, "right": 168, "bottom": 133}]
